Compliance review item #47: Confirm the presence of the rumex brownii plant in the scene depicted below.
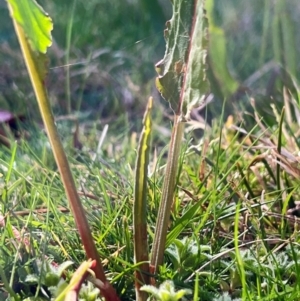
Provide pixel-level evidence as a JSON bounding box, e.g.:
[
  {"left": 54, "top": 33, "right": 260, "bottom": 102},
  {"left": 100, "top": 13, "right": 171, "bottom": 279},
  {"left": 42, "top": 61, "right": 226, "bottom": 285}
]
[
  {"left": 5, "top": 0, "right": 209, "bottom": 300},
  {"left": 149, "top": 0, "right": 209, "bottom": 276},
  {"left": 135, "top": 0, "right": 209, "bottom": 298}
]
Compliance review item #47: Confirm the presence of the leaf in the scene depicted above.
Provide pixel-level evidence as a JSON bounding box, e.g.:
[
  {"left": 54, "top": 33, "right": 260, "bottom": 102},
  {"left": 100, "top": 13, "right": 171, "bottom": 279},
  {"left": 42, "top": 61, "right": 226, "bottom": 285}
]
[
  {"left": 141, "top": 281, "right": 192, "bottom": 301},
  {"left": 272, "top": 0, "right": 297, "bottom": 79},
  {"left": 7, "top": 0, "right": 53, "bottom": 53},
  {"left": 155, "top": 0, "right": 194, "bottom": 113},
  {"left": 151, "top": 0, "right": 209, "bottom": 276},
  {"left": 208, "top": 27, "right": 239, "bottom": 97},
  {"left": 134, "top": 97, "right": 152, "bottom": 295},
  {"left": 155, "top": 0, "right": 209, "bottom": 119},
  {"left": 181, "top": 0, "right": 209, "bottom": 118},
  {"left": 205, "top": 0, "right": 239, "bottom": 98}
]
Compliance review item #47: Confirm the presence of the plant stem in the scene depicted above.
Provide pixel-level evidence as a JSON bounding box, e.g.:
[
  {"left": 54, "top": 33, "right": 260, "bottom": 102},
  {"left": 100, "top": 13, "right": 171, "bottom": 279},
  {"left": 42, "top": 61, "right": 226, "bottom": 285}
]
[
  {"left": 150, "top": 116, "right": 185, "bottom": 275},
  {"left": 134, "top": 98, "right": 152, "bottom": 300},
  {"left": 8, "top": 7, "right": 119, "bottom": 301}
]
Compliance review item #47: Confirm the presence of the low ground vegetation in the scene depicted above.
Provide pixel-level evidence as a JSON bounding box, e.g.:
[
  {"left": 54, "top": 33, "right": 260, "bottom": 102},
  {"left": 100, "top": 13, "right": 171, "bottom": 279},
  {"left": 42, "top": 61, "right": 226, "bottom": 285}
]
[{"left": 1, "top": 0, "right": 300, "bottom": 300}]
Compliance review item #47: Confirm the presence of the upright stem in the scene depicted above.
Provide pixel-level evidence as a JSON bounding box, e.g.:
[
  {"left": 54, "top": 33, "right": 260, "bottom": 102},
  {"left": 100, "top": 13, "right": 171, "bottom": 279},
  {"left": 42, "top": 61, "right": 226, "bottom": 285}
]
[
  {"left": 150, "top": 116, "right": 185, "bottom": 275},
  {"left": 134, "top": 98, "right": 152, "bottom": 301},
  {"left": 8, "top": 7, "right": 119, "bottom": 301}
]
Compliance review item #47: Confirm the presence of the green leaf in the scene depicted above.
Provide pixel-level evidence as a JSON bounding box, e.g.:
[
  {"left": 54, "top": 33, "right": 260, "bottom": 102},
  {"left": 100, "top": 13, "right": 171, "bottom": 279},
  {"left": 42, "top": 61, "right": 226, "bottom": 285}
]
[
  {"left": 272, "top": 0, "right": 297, "bottom": 79},
  {"left": 205, "top": 0, "right": 239, "bottom": 98},
  {"left": 133, "top": 97, "right": 152, "bottom": 292},
  {"left": 181, "top": 0, "right": 209, "bottom": 118},
  {"left": 155, "top": 0, "right": 209, "bottom": 119},
  {"left": 141, "top": 281, "right": 191, "bottom": 301},
  {"left": 7, "top": 0, "right": 53, "bottom": 53},
  {"left": 155, "top": 0, "right": 194, "bottom": 113},
  {"left": 134, "top": 97, "right": 153, "bottom": 235}
]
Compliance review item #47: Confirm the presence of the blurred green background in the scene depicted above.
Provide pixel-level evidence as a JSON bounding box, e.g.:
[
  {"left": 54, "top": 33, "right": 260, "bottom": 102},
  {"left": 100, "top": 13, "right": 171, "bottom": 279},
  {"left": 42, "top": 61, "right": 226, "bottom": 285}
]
[{"left": 0, "top": 0, "right": 299, "bottom": 126}]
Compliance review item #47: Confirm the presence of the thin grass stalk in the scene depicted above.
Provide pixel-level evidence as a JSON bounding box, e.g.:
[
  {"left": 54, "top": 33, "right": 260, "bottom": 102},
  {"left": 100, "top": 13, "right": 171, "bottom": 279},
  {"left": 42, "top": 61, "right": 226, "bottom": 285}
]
[
  {"left": 234, "top": 201, "right": 248, "bottom": 300},
  {"left": 193, "top": 273, "right": 199, "bottom": 301},
  {"left": 237, "top": 164, "right": 255, "bottom": 199},
  {"left": 65, "top": 0, "right": 77, "bottom": 114},
  {"left": 261, "top": 158, "right": 276, "bottom": 183},
  {"left": 277, "top": 107, "right": 285, "bottom": 211},
  {"left": 8, "top": 7, "right": 119, "bottom": 301},
  {"left": 280, "top": 187, "right": 297, "bottom": 239}
]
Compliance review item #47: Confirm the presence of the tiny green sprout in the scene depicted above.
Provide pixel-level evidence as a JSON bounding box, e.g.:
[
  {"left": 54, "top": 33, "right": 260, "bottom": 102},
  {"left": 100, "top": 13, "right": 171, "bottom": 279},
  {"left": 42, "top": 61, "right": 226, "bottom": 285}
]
[{"left": 141, "top": 280, "right": 192, "bottom": 301}]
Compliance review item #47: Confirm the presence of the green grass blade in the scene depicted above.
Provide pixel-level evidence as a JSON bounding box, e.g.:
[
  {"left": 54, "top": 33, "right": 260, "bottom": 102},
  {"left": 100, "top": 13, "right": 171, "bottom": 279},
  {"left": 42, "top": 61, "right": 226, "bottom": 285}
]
[
  {"left": 4, "top": 142, "right": 17, "bottom": 184},
  {"left": 234, "top": 202, "right": 248, "bottom": 300},
  {"left": 276, "top": 107, "right": 285, "bottom": 210},
  {"left": 166, "top": 192, "right": 208, "bottom": 247}
]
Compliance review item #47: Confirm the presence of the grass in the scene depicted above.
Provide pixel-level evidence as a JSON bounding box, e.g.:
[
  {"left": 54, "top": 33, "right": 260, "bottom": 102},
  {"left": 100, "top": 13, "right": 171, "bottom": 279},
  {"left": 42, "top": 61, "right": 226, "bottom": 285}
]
[
  {"left": 2, "top": 98, "right": 300, "bottom": 300},
  {"left": 1, "top": 0, "right": 300, "bottom": 300}
]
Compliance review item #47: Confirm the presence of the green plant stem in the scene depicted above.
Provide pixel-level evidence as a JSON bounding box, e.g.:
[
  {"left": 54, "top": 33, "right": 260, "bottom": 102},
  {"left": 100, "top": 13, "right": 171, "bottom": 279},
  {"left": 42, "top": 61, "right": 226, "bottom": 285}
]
[
  {"left": 8, "top": 7, "right": 119, "bottom": 301},
  {"left": 150, "top": 116, "right": 185, "bottom": 275},
  {"left": 134, "top": 98, "right": 152, "bottom": 301}
]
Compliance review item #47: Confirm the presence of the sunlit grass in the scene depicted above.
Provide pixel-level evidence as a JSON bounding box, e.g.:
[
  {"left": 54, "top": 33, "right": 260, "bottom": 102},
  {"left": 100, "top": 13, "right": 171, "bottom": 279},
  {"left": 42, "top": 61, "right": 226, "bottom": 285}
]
[
  {"left": 1, "top": 0, "right": 300, "bottom": 300},
  {"left": 2, "top": 101, "right": 300, "bottom": 300}
]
